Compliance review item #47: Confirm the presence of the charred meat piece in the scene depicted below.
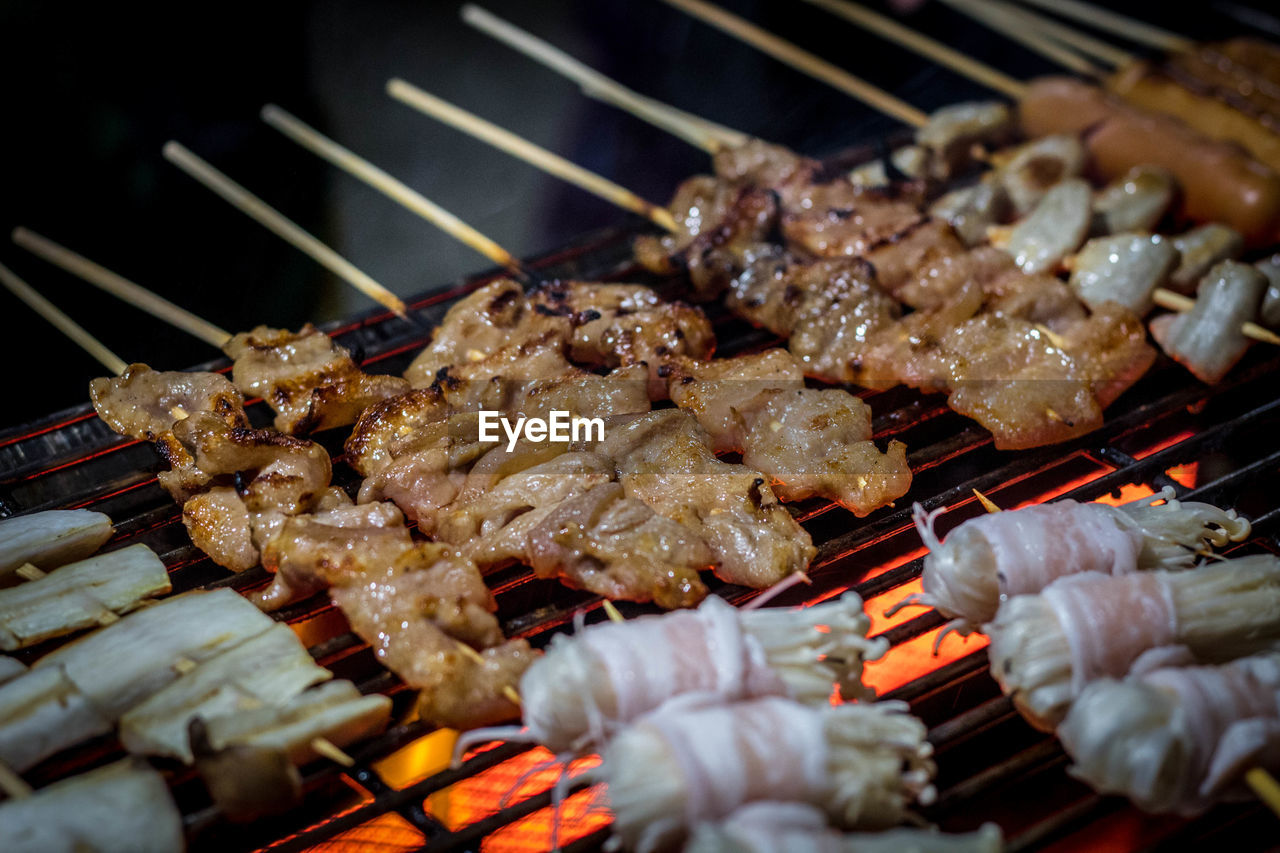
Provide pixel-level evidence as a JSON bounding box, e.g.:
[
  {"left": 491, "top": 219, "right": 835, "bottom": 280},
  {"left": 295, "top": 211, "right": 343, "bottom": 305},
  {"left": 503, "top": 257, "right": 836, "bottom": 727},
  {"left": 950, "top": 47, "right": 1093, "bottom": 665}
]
[
  {"left": 223, "top": 324, "right": 409, "bottom": 434},
  {"left": 405, "top": 279, "right": 572, "bottom": 387},
  {"left": 667, "top": 350, "right": 910, "bottom": 516},
  {"left": 262, "top": 509, "right": 532, "bottom": 729},
  {"left": 589, "top": 410, "right": 815, "bottom": 589},
  {"left": 90, "top": 363, "right": 248, "bottom": 441}
]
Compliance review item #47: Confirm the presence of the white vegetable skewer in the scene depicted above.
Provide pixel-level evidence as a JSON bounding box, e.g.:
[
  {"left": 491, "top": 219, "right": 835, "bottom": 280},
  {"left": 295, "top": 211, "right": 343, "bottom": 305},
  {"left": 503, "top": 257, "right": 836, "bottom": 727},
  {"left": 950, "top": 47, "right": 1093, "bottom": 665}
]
[
  {"left": 0, "top": 758, "right": 184, "bottom": 853},
  {"left": 988, "top": 554, "right": 1280, "bottom": 730},
  {"left": 0, "top": 542, "right": 171, "bottom": 650},
  {"left": 0, "top": 589, "right": 275, "bottom": 772},
  {"left": 897, "top": 486, "right": 1249, "bottom": 633},
  {"left": 454, "top": 592, "right": 886, "bottom": 757},
  {"left": 599, "top": 696, "right": 935, "bottom": 853},
  {"left": 0, "top": 509, "right": 114, "bottom": 586}
]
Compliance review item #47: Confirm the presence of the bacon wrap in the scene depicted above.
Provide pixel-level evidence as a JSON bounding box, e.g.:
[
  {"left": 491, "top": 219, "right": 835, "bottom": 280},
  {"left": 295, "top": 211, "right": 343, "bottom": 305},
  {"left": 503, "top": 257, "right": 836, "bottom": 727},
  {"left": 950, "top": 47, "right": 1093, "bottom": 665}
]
[
  {"left": 521, "top": 596, "right": 785, "bottom": 751},
  {"left": 1143, "top": 659, "right": 1280, "bottom": 797},
  {"left": 1043, "top": 572, "right": 1178, "bottom": 695},
  {"left": 977, "top": 501, "right": 1144, "bottom": 599},
  {"left": 653, "top": 698, "right": 828, "bottom": 826}
]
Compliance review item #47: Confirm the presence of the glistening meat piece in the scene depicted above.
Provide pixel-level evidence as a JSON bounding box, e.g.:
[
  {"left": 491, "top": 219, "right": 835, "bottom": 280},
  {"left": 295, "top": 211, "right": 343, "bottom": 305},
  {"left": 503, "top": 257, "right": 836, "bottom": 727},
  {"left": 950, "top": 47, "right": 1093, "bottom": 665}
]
[
  {"left": 261, "top": 502, "right": 532, "bottom": 729},
  {"left": 173, "top": 413, "right": 334, "bottom": 571},
  {"left": 432, "top": 443, "right": 711, "bottom": 609},
  {"left": 223, "top": 323, "right": 410, "bottom": 434},
  {"left": 405, "top": 279, "right": 572, "bottom": 387},
  {"left": 530, "top": 280, "right": 714, "bottom": 395},
  {"left": 588, "top": 410, "right": 815, "bottom": 589},
  {"left": 1060, "top": 651, "right": 1280, "bottom": 814},
  {"left": 90, "top": 363, "right": 248, "bottom": 441},
  {"left": 666, "top": 350, "right": 911, "bottom": 516}
]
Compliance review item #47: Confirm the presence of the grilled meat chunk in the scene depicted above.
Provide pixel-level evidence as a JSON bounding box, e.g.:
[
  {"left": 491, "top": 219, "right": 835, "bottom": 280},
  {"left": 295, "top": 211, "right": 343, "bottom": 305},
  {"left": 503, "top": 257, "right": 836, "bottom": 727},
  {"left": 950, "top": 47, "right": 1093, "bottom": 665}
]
[
  {"left": 223, "top": 324, "right": 409, "bottom": 434},
  {"left": 667, "top": 350, "right": 910, "bottom": 516},
  {"left": 90, "top": 363, "right": 248, "bottom": 441},
  {"left": 261, "top": 504, "right": 532, "bottom": 729}
]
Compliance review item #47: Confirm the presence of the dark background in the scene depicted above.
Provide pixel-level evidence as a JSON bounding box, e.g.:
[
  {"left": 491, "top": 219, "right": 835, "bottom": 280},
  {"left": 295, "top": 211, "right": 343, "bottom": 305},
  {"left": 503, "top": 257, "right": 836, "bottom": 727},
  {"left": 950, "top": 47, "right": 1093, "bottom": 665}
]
[{"left": 0, "top": 0, "right": 1267, "bottom": 431}]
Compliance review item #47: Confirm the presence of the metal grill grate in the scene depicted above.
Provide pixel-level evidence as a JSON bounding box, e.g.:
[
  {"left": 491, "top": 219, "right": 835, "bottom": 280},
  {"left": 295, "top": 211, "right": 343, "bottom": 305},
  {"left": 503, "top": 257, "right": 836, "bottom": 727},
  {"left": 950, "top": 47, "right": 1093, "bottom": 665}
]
[{"left": 2, "top": 168, "right": 1278, "bottom": 853}]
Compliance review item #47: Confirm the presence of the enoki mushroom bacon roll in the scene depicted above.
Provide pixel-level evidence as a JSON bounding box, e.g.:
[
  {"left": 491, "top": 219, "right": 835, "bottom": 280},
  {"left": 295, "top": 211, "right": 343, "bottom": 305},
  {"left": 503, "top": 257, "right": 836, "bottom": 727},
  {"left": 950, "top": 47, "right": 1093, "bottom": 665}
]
[
  {"left": 988, "top": 554, "right": 1280, "bottom": 731},
  {"left": 907, "top": 487, "right": 1249, "bottom": 631},
  {"left": 1059, "top": 652, "right": 1280, "bottom": 814},
  {"left": 599, "top": 697, "right": 935, "bottom": 853},
  {"left": 686, "top": 802, "right": 1004, "bottom": 853},
  {"left": 456, "top": 592, "right": 886, "bottom": 755}
]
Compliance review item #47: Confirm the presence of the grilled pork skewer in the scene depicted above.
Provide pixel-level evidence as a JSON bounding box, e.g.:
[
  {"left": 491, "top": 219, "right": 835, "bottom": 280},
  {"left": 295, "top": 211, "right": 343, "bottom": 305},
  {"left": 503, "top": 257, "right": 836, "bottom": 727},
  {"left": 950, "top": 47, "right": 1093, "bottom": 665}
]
[
  {"left": 453, "top": 592, "right": 884, "bottom": 756},
  {"left": 987, "top": 554, "right": 1280, "bottom": 731},
  {"left": 15, "top": 227, "right": 412, "bottom": 436}
]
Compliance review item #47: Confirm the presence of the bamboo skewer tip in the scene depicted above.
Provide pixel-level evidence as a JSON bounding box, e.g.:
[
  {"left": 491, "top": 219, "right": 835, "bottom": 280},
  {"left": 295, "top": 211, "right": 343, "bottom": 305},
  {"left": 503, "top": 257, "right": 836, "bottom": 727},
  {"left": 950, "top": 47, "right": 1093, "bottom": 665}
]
[{"left": 311, "top": 737, "right": 356, "bottom": 768}]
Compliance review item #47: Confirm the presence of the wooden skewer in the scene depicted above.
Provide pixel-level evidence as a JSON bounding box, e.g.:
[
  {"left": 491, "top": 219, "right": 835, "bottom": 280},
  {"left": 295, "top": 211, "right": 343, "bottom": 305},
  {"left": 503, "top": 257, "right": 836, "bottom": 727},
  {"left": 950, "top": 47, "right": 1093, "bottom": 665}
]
[
  {"left": 14, "top": 563, "right": 47, "bottom": 582},
  {"left": 11, "top": 227, "right": 233, "bottom": 348},
  {"left": 659, "top": 0, "right": 929, "bottom": 128},
  {"left": 1246, "top": 767, "right": 1280, "bottom": 818},
  {"left": 460, "top": 4, "right": 747, "bottom": 154},
  {"left": 0, "top": 260, "right": 128, "bottom": 375},
  {"left": 0, "top": 759, "right": 34, "bottom": 799},
  {"left": 973, "top": 0, "right": 1135, "bottom": 68},
  {"left": 385, "top": 79, "right": 678, "bottom": 234},
  {"left": 972, "top": 488, "right": 1002, "bottom": 514},
  {"left": 601, "top": 600, "right": 625, "bottom": 623},
  {"left": 162, "top": 140, "right": 409, "bottom": 319},
  {"left": 502, "top": 685, "right": 523, "bottom": 707},
  {"left": 1014, "top": 0, "right": 1193, "bottom": 52},
  {"left": 259, "top": 105, "right": 524, "bottom": 277},
  {"left": 1152, "top": 290, "right": 1280, "bottom": 345},
  {"left": 310, "top": 737, "right": 356, "bottom": 768},
  {"left": 939, "top": 0, "right": 1105, "bottom": 78},
  {"left": 801, "top": 0, "right": 1026, "bottom": 99}
]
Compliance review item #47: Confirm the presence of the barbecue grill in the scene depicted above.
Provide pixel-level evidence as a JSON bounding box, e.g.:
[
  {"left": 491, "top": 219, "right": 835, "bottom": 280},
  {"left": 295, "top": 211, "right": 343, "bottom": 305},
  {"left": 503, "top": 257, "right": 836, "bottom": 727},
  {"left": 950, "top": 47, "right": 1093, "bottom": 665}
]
[
  {"left": 4, "top": 1, "right": 1280, "bottom": 851},
  {"left": 3, "top": 195, "right": 1277, "bottom": 850}
]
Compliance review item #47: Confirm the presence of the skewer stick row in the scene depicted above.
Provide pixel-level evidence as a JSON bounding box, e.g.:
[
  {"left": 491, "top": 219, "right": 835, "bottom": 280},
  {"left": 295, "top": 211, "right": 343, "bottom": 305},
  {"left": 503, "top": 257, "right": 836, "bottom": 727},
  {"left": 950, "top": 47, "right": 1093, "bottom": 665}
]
[
  {"left": 0, "top": 260, "right": 128, "bottom": 375},
  {"left": 938, "top": 0, "right": 1104, "bottom": 78},
  {"left": 659, "top": 0, "right": 930, "bottom": 128},
  {"left": 11, "top": 227, "right": 233, "bottom": 348},
  {"left": 800, "top": 0, "right": 1027, "bottom": 99},
  {"left": 385, "top": 79, "right": 678, "bottom": 233},
  {"left": 973, "top": 0, "right": 1134, "bottom": 68},
  {"left": 259, "top": 106, "right": 524, "bottom": 276},
  {"left": 1013, "top": 0, "right": 1193, "bottom": 52},
  {"left": 460, "top": 4, "right": 748, "bottom": 153},
  {"left": 162, "top": 140, "right": 409, "bottom": 319}
]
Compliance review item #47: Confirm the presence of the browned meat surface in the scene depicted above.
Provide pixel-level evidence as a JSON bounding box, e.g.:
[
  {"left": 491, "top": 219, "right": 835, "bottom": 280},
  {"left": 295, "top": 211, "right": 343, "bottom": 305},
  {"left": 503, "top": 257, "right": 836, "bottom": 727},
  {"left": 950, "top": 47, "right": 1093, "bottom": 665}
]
[
  {"left": 89, "top": 364, "right": 247, "bottom": 441},
  {"left": 432, "top": 445, "right": 710, "bottom": 609},
  {"left": 781, "top": 181, "right": 926, "bottom": 259},
  {"left": 223, "top": 324, "right": 408, "bottom": 434},
  {"left": 404, "top": 280, "right": 572, "bottom": 387},
  {"left": 635, "top": 174, "right": 739, "bottom": 273},
  {"left": 531, "top": 280, "right": 715, "bottom": 394},
  {"left": 711, "top": 138, "right": 821, "bottom": 201},
  {"left": 261, "top": 505, "right": 531, "bottom": 729},
  {"left": 590, "top": 410, "right": 815, "bottom": 589},
  {"left": 168, "top": 413, "right": 334, "bottom": 571},
  {"left": 668, "top": 350, "right": 911, "bottom": 516}
]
